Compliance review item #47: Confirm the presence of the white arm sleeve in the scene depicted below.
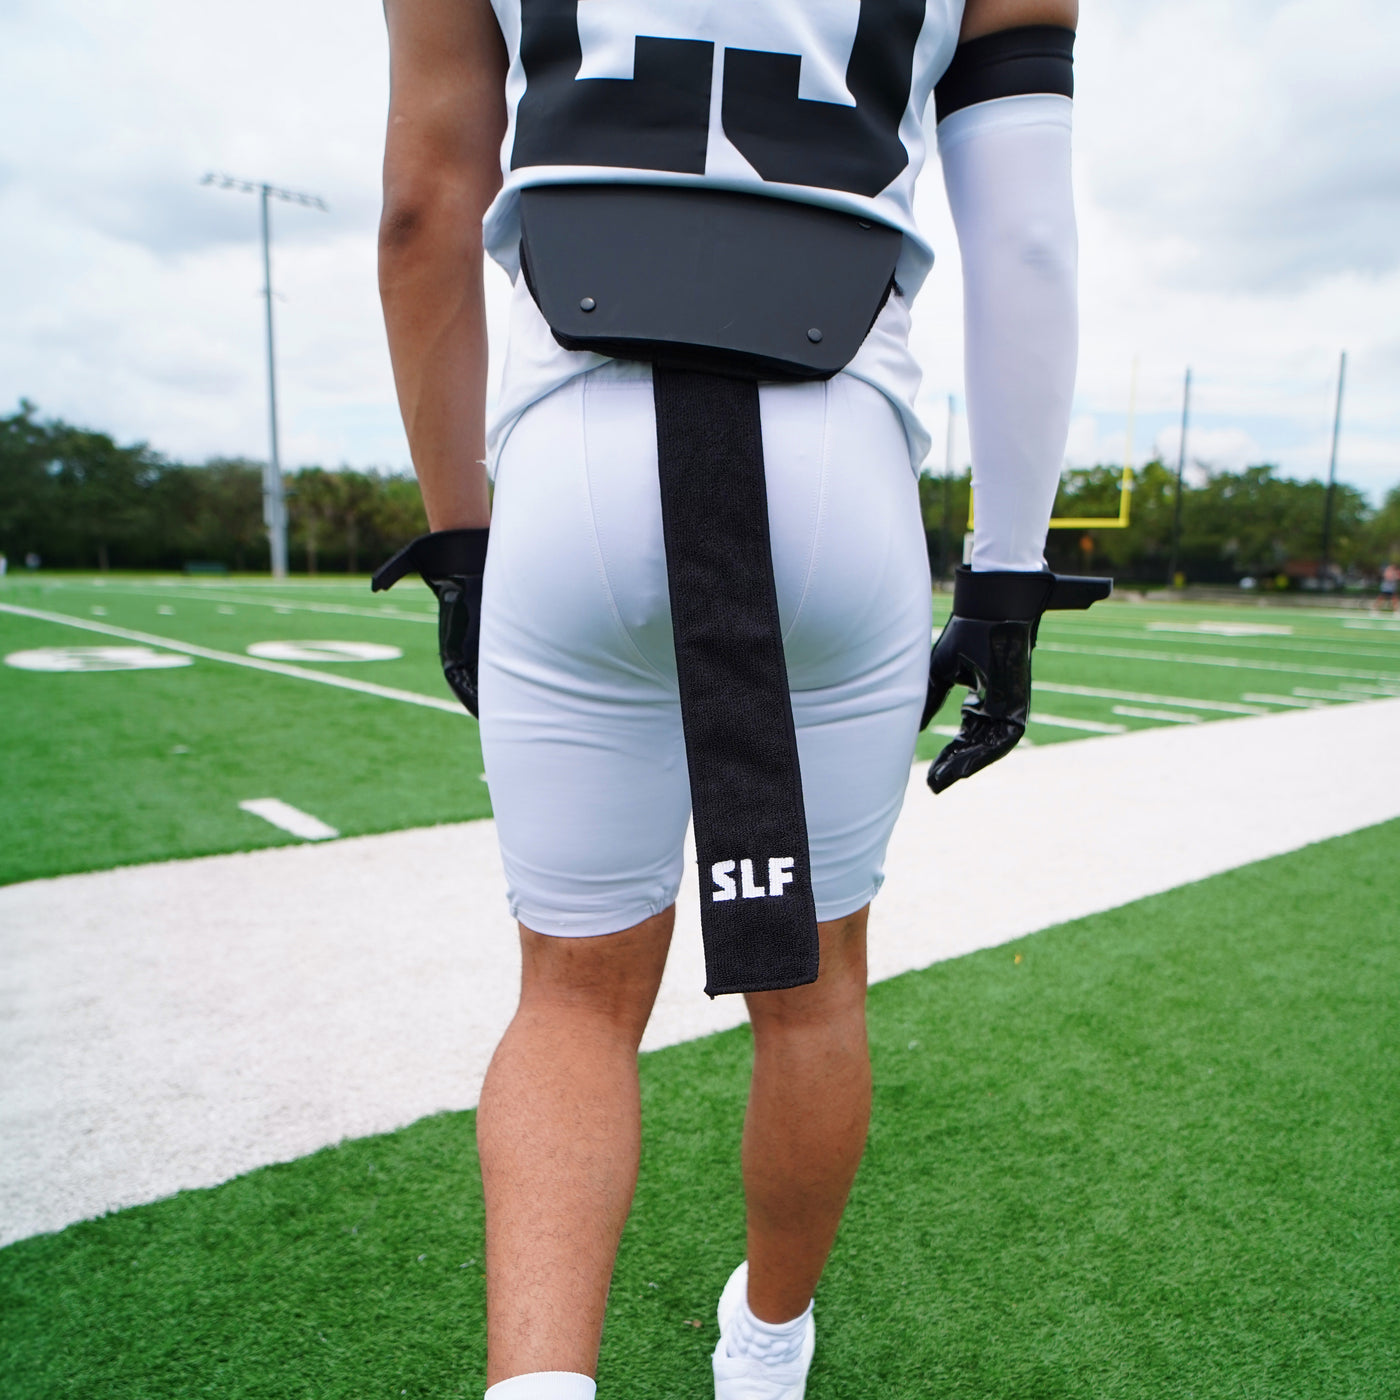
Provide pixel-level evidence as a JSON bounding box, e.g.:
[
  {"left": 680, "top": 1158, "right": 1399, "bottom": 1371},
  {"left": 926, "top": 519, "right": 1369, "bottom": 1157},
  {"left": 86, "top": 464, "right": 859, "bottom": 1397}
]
[{"left": 938, "top": 92, "right": 1077, "bottom": 573}]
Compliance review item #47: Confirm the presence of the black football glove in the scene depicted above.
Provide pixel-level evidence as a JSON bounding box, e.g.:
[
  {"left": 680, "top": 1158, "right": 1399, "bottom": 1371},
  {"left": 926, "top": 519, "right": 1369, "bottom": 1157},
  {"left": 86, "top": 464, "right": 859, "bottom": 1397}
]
[
  {"left": 922, "top": 566, "right": 1112, "bottom": 794},
  {"left": 371, "top": 528, "right": 489, "bottom": 717}
]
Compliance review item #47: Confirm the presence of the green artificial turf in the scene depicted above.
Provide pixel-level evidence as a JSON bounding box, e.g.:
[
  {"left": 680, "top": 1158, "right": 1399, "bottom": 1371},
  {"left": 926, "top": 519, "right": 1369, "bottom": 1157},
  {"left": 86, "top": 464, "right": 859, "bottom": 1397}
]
[
  {"left": 0, "top": 584, "right": 490, "bottom": 883},
  {"left": 5, "top": 575, "right": 1398, "bottom": 885},
  {"left": 3, "top": 820, "right": 1397, "bottom": 1398}
]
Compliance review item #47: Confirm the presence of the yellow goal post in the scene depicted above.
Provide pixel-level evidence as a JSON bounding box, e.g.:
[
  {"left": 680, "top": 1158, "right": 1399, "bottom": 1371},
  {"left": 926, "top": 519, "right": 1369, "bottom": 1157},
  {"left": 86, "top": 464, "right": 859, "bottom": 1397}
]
[{"left": 966, "top": 359, "right": 1139, "bottom": 531}]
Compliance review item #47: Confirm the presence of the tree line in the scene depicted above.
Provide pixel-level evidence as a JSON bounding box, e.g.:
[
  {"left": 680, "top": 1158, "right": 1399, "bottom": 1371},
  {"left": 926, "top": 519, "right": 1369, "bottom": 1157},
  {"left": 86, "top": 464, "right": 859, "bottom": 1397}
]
[
  {"left": 2, "top": 401, "right": 1397, "bottom": 585},
  {"left": 0, "top": 402, "right": 427, "bottom": 574},
  {"left": 923, "top": 459, "right": 1399, "bottom": 586}
]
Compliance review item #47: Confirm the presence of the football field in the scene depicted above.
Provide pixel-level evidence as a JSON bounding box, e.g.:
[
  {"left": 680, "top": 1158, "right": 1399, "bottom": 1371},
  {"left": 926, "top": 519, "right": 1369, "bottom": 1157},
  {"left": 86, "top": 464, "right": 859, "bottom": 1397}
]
[
  {"left": 2, "top": 575, "right": 1399, "bottom": 1398},
  {"left": 3, "top": 572, "right": 1399, "bottom": 886}
]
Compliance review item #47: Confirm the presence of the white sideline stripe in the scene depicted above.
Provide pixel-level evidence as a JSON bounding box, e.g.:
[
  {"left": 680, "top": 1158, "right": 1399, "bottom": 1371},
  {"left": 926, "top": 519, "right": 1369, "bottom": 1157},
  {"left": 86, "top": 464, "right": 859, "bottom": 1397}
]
[
  {"left": 1028, "top": 712, "right": 1126, "bottom": 734},
  {"left": 1034, "top": 681, "right": 1266, "bottom": 715},
  {"left": 238, "top": 800, "right": 339, "bottom": 842},
  {"left": 0, "top": 603, "right": 463, "bottom": 715},
  {"left": 1242, "top": 693, "right": 1320, "bottom": 709},
  {"left": 1039, "top": 640, "right": 1400, "bottom": 685},
  {"left": 4, "top": 699, "right": 1399, "bottom": 1245},
  {"left": 1113, "top": 705, "right": 1200, "bottom": 724}
]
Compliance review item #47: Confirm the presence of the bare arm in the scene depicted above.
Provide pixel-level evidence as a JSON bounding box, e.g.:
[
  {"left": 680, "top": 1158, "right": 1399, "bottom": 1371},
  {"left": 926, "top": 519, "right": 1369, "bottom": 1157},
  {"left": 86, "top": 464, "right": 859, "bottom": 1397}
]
[
  {"left": 379, "top": 0, "right": 508, "bottom": 531},
  {"left": 961, "top": 0, "right": 1078, "bottom": 40}
]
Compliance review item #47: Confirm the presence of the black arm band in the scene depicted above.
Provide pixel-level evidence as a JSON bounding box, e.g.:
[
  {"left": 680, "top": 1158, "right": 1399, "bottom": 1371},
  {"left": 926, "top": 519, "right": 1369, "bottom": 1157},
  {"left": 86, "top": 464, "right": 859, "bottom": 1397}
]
[{"left": 933, "top": 24, "right": 1074, "bottom": 124}]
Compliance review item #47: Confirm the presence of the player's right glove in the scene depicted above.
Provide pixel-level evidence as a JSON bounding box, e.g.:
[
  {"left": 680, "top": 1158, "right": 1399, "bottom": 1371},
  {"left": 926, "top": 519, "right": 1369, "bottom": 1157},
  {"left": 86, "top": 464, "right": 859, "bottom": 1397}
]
[
  {"left": 922, "top": 566, "right": 1111, "bottom": 794},
  {"left": 371, "top": 528, "right": 489, "bottom": 717}
]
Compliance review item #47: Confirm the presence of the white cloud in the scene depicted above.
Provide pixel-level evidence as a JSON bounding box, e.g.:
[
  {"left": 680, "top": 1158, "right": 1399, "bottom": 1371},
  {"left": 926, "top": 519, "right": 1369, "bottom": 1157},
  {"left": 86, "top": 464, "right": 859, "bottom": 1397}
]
[{"left": 0, "top": 0, "right": 1396, "bottom": 503}]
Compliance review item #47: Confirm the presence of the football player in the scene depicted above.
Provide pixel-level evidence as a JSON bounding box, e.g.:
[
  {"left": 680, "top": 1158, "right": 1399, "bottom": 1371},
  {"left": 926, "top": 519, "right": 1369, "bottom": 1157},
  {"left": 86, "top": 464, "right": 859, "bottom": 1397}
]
[{"left": 376, "top": 1, "right": 1086, "bottom": 1395}]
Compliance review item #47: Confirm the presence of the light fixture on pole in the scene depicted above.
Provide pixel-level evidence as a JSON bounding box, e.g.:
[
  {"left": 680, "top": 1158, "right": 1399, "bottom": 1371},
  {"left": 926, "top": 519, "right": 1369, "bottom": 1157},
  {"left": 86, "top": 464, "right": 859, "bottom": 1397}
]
[{"left": 202, "top": 173, "right": 327, "bottom": 578}]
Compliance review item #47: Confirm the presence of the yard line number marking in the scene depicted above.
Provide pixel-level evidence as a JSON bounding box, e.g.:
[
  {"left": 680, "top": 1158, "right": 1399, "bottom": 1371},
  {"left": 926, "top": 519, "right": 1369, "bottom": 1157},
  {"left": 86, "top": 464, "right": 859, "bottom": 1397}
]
[
  {"left": 0, "top": 603, "right": 464, "bottom": 716},
  {"left": 4, "top": 646, "right": 193, "bottom": 673}
]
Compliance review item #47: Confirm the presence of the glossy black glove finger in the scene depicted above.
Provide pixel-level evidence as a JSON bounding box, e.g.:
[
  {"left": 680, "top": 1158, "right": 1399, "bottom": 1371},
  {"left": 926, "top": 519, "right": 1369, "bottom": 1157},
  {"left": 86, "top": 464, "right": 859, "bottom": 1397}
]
[
  {"left": 371, "top": 528, "right": 490, "bottom": 717},
  {"left": 920, "top": 617, "right": 986, "bottom": 731},
  {"left": 923, "top": 617, "right": 1033, "bottom": 793},
  {"left": 432, "top": 574, "right": 485, "bottom": 718},
  {"left": 922, "top": 568, "right": 1112, "bottom": 794},
  {"left": 927, "top": 707, "right": 1024, "bottom": 794},
  {"left": 920, "top": 639, "right": 958, "bottom": 731}
]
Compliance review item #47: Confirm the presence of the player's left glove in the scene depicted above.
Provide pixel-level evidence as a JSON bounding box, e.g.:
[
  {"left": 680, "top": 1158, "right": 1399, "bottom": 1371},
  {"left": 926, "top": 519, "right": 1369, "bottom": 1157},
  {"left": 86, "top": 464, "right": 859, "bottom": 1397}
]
[
  {"left": 922, "top": 566, "right": 1111, "bottom": 794},
  {"left": 371, "top": 528, "right": 489, "bottom": 717}
]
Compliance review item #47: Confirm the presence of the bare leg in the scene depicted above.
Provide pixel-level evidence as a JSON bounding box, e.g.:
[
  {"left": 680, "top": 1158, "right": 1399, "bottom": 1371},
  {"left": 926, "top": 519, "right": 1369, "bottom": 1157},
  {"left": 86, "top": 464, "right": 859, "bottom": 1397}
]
[
  {"left": 477, "top": 908, "right": 674, "bottom": 1387},
  {"left": 742, "top": 907, "right": 872, "bottom": 1323}
]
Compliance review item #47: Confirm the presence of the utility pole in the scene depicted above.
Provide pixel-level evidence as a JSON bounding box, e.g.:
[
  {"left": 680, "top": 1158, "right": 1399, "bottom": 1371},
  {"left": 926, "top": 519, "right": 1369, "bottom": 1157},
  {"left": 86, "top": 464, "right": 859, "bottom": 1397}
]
[
  {"left": 1320, "top": 350, "right": 1347, "bottom": 587},
  {"left": 940, "top": 394, "right": 955, "bottom": 584},
  {"left": 1167, "top": 367, "right": 1192, "bottom": 587},
  {"left": 202, "top": 173, "right": 326, "bottom": 578}
]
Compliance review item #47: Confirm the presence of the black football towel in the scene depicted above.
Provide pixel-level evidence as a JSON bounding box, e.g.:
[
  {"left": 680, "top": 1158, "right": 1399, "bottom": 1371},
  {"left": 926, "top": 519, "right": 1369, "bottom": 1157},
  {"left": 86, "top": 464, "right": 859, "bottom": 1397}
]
[{"left": 652, "top": 366, "right": 820, "bottom": 996}]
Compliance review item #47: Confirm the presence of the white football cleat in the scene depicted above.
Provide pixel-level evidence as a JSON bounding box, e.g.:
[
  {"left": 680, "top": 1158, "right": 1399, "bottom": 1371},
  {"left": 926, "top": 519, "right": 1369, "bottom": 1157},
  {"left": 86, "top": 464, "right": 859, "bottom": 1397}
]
[{"left": 712, "top": 1262, "right": 816, "bottom": 1400}]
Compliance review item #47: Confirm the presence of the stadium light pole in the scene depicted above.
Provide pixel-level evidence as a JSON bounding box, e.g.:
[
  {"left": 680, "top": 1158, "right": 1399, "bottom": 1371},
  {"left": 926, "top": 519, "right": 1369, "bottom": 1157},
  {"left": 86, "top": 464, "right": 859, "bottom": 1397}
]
[
  {"left": 202, "top": 173, "right": 327, "bottom": 578},
  {"left": 1167, "top": 366, "right": 1192, "bottom": 587},
  {"left": 1320, "top": 349, "right": 1347, "bottom": 586}
]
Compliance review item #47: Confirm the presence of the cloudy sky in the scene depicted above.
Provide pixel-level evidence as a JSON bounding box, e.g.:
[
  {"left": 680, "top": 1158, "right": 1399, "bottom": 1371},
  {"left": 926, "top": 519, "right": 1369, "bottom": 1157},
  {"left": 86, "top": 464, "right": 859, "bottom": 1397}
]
[{"left": 2, "top": 0, "right": 1397, "bottom": 499}]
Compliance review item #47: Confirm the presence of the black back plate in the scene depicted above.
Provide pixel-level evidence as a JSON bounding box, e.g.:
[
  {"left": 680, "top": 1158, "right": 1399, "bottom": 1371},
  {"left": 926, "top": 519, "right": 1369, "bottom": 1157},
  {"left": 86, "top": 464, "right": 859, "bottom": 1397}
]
[{"left": 519, "top": 184, "right": 903, "bottom": 381}]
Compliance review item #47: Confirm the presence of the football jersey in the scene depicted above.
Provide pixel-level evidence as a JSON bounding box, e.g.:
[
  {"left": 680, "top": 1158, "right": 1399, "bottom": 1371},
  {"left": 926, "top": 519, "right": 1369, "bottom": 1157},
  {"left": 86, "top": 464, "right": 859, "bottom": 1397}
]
[{"left": 483, "top": 0, "right": 967, "bottom": 469}]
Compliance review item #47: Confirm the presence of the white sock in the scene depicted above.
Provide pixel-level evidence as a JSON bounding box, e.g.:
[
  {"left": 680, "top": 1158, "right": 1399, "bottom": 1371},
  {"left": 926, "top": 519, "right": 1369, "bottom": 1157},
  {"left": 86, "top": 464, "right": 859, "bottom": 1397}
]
[
  {"left": 724, "top": 1294, "right": 812, "bottom": 1367},
  {"left": 484, "top": 1372, "right": 596, "bottom": 1400}
]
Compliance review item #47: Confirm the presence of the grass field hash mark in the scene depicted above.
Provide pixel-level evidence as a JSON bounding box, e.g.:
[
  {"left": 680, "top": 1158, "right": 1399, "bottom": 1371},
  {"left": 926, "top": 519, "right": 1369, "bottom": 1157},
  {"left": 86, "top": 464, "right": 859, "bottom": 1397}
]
[
  {"left": 1027, "top": 713, "right": 1126, "bottom": 734},
  {"left": 1242, "top": 693, "right": 1320, "bottom": 708},
  {"left": 1112, "top": 705, "right": 1202, "bottom": 724},
  {"left": 238, "top": 799, "right": 340, "bottom": 841},
  {"left": 0, "top": 603, "right": 463, "bottom": 716},
  {"left": 1033, "top": 681, "right": 1267, "bottom": 715},
  {"left": 1292, "top": 687, "right": 1364, "bottom": 702}
]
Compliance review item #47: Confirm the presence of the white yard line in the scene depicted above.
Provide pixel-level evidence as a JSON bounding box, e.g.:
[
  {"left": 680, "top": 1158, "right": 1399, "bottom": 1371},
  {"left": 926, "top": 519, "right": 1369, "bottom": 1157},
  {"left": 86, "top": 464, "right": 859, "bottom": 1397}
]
[
  {"left": 4, "top": 697, "right": 1399, "bottom": 1246},
  {"left": 1034, "top": 681, "right": 1266, "bottom": 715},
  {"left": 0, "top": 603, "right": 462, "bottom": 715},
  {"left": 1038, "top": 640, "right": 1400, "bottom": 685},
  {"left": 238, "top": 799, "right": 340, "bottom": 841},
  {"left": 86, "top": 585, "right": 438, "bottom": 625}
]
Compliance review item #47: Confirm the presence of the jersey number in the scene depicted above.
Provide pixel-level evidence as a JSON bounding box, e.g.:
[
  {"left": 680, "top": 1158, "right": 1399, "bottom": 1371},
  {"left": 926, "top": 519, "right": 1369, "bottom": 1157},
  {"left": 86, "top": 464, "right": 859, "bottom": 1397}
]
[{"left": 511, "top": 0, "right": 927, "bottom": 198}]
